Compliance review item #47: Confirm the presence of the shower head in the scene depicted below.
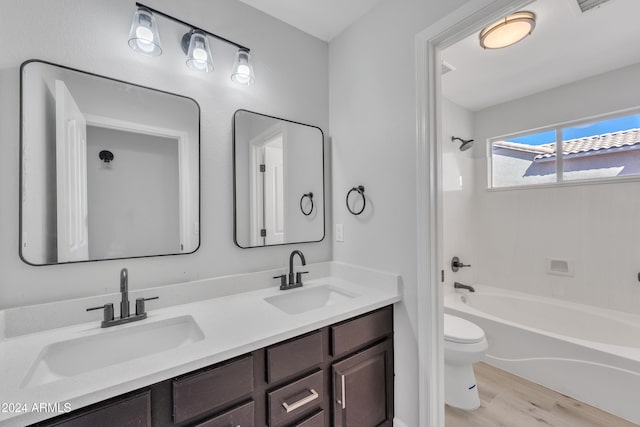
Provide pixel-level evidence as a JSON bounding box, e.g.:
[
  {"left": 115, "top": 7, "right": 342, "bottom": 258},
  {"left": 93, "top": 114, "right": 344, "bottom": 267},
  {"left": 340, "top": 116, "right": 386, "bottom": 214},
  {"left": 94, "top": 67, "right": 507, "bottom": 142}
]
[
  {"left": 459, "top": 140, "right": 474, "bottom": 151},
  {"left": 451, "top": 136, "right": 474, "bottom": 151}
]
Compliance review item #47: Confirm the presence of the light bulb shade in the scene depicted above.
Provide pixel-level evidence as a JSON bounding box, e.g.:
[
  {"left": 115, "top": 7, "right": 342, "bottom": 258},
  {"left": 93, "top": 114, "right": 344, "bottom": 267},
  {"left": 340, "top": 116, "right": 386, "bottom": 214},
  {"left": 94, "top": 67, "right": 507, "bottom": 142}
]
[
  {"left": 479, "top": 11, "right": 536, "bottom": 49},
  {"left": 128, "top": 8, "right": 162, "bottom": 56},
  {"left": 186, "top": 31, "right": 214, "bottom": 72},
  {"left": 231, "top": 49, "right": 255, "bottom": 86}
]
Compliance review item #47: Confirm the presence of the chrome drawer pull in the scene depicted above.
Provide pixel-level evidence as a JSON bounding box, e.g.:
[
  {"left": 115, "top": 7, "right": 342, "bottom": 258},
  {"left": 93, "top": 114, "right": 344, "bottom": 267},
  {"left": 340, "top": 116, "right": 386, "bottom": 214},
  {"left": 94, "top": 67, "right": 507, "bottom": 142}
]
[
  {"left": 282, "top": 388, "right": 319, "bottom": 413},
  {"left": 341, "top": 374, "right": 346, "bottom": 409}
]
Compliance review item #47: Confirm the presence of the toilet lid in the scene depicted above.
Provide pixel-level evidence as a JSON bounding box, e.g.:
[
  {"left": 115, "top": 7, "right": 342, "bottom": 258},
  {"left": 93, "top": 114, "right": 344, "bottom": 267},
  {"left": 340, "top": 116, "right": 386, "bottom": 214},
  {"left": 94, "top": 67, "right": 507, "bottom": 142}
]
[{"left": 444, "top": 314, "right": 485, "bottom": 344}]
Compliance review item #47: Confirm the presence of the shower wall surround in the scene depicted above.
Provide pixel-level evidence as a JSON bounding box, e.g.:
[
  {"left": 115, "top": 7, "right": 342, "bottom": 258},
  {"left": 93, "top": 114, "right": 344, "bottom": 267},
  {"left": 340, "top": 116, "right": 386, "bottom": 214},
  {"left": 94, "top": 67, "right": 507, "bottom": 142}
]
[
  {"left": 447, "top": 62, "right": 640, "bottom": 315},
  {"left": 0, "top": 0, "right": 330, "bottom": 308},
  {"left": 442, "top": 98, "right": 476, "bottom": 291}
]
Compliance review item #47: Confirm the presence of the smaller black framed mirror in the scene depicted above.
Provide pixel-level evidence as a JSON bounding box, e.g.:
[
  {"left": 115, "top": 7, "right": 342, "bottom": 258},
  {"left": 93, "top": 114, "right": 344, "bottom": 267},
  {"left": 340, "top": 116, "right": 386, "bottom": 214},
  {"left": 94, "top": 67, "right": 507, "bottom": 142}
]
[{"left": 233, "top": 109, "right": 325, "bottom": 248}]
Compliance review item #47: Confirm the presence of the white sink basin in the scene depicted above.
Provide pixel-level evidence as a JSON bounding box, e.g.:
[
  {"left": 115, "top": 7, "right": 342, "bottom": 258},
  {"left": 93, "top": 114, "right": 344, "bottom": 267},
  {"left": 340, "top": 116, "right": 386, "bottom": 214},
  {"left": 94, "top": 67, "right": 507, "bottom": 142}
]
[
  {"left": 22, "top": 315, "right": 204, "bottom": 388},
  {"left": 265, "top": 285, "right": 357, "bottom": 315}
]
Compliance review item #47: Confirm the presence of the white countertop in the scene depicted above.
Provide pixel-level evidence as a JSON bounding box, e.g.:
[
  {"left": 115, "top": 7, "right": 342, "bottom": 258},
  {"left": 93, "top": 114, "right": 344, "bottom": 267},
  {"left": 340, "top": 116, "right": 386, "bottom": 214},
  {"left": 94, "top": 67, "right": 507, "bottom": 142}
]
[{"left": 0, "top": 262, "right": 401, "bottom": 426}]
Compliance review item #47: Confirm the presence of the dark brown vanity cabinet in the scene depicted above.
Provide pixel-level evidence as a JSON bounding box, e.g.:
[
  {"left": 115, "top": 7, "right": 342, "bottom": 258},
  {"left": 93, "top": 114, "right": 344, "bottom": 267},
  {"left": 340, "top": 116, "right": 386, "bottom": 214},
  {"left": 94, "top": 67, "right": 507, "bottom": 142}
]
[{"left": 31, "top": 306, "right": 393, "bottom": 427}]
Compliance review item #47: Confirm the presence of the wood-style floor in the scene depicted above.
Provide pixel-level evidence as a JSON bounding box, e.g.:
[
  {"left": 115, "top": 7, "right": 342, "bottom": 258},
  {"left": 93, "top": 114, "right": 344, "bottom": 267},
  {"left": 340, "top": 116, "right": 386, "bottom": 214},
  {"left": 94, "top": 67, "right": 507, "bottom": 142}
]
[{"left": 445, "top": 362, "right": 638, "bottom": 427}]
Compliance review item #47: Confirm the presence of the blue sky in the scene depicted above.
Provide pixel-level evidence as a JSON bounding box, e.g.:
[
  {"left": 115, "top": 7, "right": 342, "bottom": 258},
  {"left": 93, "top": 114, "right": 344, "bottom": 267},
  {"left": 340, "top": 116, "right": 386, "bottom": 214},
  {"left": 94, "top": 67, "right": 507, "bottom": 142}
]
[{"left": 506, "top": 114, "right": 640, "bottom": 146}]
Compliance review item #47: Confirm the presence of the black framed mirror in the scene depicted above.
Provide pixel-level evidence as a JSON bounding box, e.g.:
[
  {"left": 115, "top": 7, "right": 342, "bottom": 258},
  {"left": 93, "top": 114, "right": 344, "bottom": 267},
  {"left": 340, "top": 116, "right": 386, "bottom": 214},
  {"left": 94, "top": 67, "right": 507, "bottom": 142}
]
[
  {"left": 20, "top": 60, "right": 201, "bottom": 265},
  {"left": 233, "top": 109, "right": 325, "bottom": 248}
]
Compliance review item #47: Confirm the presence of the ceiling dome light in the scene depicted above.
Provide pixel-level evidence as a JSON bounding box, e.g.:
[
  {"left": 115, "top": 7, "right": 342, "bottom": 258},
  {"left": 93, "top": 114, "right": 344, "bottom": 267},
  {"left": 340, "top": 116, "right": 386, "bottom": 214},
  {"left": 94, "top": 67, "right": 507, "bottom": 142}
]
[
  {"left": 185, "top": 30, "right": 214, "bottom": 72},
  {"left": 128, "top": 7, "right": 162, "bottom": 56},
  {"left": 231, "top": 48, "right": 255, "bottom": 86},
  {"left": 479, "top": 11, "right": 536, "bottom": 49}
]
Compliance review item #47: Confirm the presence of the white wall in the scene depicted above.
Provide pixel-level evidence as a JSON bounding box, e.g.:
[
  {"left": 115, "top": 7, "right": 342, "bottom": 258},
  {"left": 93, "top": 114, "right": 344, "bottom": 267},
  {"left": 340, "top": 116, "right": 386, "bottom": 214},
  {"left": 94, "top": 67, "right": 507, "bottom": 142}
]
[
  {"left": 0, "top": 0, "right": 330, "bottom": 308},
  {"left": 467, "top": 62, "right": 640, "bottom": 314},
  {"left": 329, "top": 1, "right": 470, "bottom": 425}
]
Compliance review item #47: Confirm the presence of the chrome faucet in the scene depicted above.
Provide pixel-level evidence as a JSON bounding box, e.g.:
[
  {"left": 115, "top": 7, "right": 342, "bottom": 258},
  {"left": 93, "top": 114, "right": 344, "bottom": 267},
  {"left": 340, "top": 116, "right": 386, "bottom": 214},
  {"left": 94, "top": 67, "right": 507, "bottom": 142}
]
[
  {"left": 454, "top": 281, "right": 475, "bottom": 292},
  {"left": 87, "top": 268, "right": 158, "bottom": 327},
  {"left": 274, "top": 250, "right": 308, "bottom": 290}
]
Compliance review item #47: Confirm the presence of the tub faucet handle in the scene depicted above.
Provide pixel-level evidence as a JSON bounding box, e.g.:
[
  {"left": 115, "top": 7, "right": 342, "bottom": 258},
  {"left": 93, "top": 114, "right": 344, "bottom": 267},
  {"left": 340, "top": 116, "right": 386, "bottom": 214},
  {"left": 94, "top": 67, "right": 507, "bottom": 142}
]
[{"left": 451, "top": 256, "right": 471, "bottom": 272}]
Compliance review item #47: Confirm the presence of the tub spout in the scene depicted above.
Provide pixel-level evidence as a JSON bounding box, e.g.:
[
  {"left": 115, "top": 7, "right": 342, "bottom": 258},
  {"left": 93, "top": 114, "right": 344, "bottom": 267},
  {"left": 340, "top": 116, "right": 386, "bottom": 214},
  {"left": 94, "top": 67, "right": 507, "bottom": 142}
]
[{"left": 454, "top": 282, "right": 475, "bottom": 292}]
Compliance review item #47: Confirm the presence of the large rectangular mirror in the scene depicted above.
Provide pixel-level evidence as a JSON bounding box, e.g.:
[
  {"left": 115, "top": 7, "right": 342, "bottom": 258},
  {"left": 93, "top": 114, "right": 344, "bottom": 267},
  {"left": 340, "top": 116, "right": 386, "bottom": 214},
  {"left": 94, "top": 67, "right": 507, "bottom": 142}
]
[
  {"left": 20, "top": 60, "right": 200, "bottom": 265},
  {"left": 233, "top": 110, "right": 325, "bottom": 247}
]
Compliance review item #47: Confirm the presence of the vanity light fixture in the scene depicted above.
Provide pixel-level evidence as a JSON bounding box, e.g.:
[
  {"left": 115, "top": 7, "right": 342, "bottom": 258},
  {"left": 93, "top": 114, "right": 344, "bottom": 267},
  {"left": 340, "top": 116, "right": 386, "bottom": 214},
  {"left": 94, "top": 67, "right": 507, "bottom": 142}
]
[
  {"left": 183, "top": 30, "right": 214, "bottom": 72},
  {"left": 231, "top": 48, "right": 255, "bottom": 86},
  {"left": 128, "top": 7, "right": 162, "bottom": 56},
  {"left": 479, "top": 11, "right": 536, "bottom": 49},
  {"left": 128, "top": 3, "right": 255, "bottom": 84}
]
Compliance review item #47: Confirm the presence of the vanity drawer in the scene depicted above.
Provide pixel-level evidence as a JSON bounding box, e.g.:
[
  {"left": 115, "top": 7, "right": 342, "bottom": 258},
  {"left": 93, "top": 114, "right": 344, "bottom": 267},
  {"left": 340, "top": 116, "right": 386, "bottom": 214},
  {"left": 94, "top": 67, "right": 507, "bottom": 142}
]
[
  {"left": 173, "top": 355, "right": 253, "bottom": 424},
  {"left": 266, "top": 331, "right": 323, "bottom": 383},
  {"left": 294, "top": 410, "right": 325, "bottom": 427},
  {"left": 267, "top": 370, "right": 324, "bottom": 427},
  {"left": 331, "top": 306, "right": 393, "bottom": 357},
  {"left": 41, "top": 391, "right": 150, "bottom": 427},
  {"left": 193, "top": 401, "right": 254, "bottom": 427}
]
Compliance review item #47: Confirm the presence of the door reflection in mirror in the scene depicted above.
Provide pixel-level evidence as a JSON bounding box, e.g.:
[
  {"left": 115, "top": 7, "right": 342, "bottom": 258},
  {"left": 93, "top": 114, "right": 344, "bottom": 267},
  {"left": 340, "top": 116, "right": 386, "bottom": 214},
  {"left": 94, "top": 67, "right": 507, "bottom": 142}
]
[{"left": 251, "top": 126, "right": 285, "bottom": 246}]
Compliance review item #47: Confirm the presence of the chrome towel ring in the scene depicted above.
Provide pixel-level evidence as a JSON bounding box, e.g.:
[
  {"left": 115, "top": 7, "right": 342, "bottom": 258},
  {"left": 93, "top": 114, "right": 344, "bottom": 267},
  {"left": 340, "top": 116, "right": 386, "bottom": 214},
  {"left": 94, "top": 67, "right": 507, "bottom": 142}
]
[
  {"left": 300, "top": 192, "right": 314, "bottom": 216},
  {"left": 346, "top": 185, "right": 365, "bottom": 215}
]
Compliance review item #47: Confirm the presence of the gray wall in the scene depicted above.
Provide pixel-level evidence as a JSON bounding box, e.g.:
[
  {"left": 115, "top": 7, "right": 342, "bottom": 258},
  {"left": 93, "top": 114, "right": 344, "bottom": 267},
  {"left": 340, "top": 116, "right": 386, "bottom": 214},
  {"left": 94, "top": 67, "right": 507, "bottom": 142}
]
[
  {"left": 329, "top": 0, "right": 470, "bottom": 425},
  {"left": 0, "top": 0, "right": 330, "bottom": 307},
  {"left": 86, "top": 127, "right": 180, "bottom": 259}
]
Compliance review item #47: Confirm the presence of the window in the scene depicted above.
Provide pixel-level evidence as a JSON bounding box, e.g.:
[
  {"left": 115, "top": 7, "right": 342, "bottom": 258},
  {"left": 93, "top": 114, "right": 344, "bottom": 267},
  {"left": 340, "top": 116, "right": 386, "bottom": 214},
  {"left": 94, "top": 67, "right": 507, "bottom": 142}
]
[{"left": 491, "top": 111, "right": 640, "bottom": 188}]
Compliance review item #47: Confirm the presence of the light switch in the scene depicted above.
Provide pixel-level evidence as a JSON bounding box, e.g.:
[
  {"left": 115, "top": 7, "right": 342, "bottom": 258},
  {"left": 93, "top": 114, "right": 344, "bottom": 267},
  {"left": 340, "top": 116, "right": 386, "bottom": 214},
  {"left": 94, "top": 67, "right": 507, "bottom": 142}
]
[{"left": 336, "top": 224, "right": 344, "bottom": 242}]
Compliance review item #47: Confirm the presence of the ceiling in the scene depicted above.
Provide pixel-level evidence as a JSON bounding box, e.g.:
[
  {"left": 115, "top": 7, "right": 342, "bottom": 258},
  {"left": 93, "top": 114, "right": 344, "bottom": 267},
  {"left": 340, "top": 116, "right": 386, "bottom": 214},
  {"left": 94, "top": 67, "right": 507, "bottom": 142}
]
[
  {"left": 236, "top": 0, "right": 383, "bottom": 41},
  {"left": 442, "top": 0, "right": 640, "bottom": 111},
  {"left": 235, "top": 0, "right": 640, "bottom": 109}
]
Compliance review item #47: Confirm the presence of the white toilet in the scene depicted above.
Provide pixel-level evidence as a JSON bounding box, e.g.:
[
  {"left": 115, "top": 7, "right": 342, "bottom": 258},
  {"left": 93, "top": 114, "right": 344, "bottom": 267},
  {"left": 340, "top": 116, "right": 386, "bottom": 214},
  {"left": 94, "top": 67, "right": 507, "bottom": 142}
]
[{"left": 444, "top": 313, "right": 488, "bottom": 410}]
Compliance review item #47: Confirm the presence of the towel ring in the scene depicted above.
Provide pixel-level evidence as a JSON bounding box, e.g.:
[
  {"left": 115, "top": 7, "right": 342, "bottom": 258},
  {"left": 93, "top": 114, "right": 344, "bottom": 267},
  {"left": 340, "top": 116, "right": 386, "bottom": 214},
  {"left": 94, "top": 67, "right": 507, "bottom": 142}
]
[
  {"left": 300, "top": 192, "right": 314, "bottom": 216},
  {"left": 346, "top": 186, "right": 366, "bottom": 215}
]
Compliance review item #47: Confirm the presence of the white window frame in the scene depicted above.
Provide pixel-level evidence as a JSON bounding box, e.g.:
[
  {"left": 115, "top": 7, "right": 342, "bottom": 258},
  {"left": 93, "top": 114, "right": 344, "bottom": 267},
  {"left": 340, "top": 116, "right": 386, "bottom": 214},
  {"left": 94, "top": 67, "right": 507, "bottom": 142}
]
[{"left": 488, "top": 106, "right": 640, "bottom": 191}]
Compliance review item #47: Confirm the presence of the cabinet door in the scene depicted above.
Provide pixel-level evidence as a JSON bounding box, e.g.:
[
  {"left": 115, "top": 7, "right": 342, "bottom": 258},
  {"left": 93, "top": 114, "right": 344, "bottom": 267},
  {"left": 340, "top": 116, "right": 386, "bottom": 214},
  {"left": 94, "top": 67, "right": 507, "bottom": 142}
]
[{"left": 332, "top": 340, "right": 393, "bottom": 427}]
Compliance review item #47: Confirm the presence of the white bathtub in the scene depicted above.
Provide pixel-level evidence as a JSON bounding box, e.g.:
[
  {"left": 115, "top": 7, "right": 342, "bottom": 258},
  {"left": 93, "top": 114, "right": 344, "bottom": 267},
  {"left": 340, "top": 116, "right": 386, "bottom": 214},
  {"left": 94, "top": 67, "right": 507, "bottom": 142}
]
[{"left": 445, "top": 285, "right": 640, "bottom": 424}]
